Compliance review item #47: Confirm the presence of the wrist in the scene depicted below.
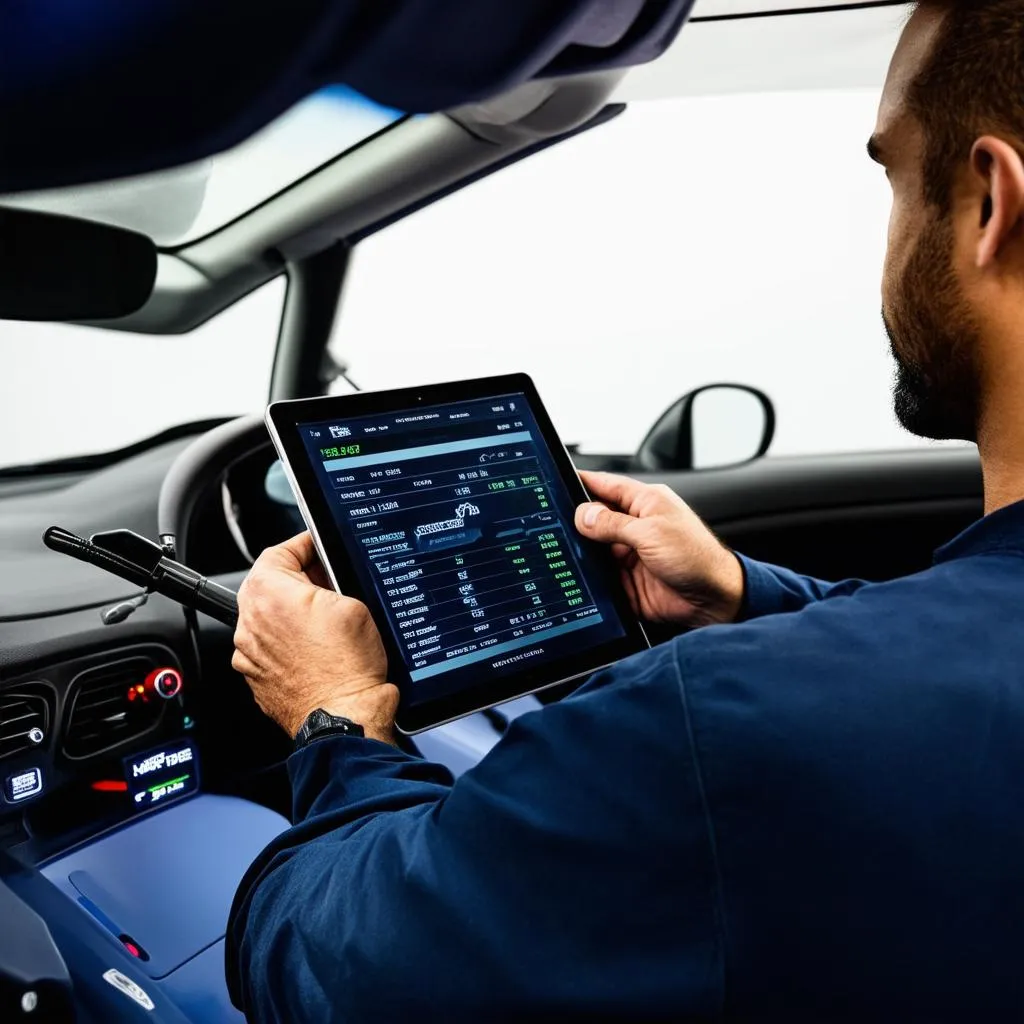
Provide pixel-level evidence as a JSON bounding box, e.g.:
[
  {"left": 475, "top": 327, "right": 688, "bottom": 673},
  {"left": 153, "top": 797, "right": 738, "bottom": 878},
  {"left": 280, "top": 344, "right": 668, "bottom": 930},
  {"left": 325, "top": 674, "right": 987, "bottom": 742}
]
[
  {"left": 680, "top": 545, "right": 745, "bottom": 627},
  {"left": 320, "top": 686, "right": 399, "bottom": 746},
  {"left": 286, "top": 683, "right": 399, "bottom": 746},
  {"left": 712, "top": 547, "right": 745, "bottom": 623}
]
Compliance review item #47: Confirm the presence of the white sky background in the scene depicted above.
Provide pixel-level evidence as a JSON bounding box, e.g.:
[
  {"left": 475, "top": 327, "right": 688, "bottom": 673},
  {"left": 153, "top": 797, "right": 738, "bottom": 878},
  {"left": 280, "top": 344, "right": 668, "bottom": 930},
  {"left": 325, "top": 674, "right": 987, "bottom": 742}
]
[
  {"left": 0, "top": 86, "right": 959, "bottom": 468},
  {"left": 336, "top": 89, "right": 942, "bottom": 457},
  {"left": 0, "top": 281, "right": 284, "bottom": 467}
]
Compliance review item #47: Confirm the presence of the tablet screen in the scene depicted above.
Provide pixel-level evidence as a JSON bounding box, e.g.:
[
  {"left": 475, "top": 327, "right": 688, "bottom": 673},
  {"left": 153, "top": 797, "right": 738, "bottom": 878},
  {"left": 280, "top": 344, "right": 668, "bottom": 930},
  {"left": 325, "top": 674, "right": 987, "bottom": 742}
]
[{"left": 294, "top": 391, "right": 631, "bottom": 712}]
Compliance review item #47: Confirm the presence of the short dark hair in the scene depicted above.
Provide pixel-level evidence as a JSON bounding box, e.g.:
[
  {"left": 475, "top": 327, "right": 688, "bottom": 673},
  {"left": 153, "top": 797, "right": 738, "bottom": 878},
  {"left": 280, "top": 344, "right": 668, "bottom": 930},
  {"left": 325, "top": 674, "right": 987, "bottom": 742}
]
[{"left": 909, "top": 0, "right": 1024, "bottom": 211}]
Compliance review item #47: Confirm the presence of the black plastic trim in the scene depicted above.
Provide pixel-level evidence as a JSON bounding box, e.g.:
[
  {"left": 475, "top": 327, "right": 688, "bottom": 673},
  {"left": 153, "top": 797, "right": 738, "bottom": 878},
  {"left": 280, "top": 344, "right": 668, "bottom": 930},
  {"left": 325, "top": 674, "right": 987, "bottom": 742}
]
[
  {"left": 690, "top": 1, "right": 906, "bottom": 22},
  {"left": 348, "top": 103, "right": 627, "bottom": 244},
  {"left": 270, "top": 242, "right": 351, "bottom": 401},
  {"left": 160, "top": 116, "right": 413, "bottom": 254},
  {"left": 0, "top": 419, "right": 233, "bottom": 481}
]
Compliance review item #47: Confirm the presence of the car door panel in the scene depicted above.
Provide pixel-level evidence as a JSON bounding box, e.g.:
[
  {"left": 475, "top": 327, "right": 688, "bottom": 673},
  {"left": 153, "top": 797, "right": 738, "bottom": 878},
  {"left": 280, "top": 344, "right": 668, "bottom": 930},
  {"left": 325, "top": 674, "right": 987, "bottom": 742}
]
[{"left": 641, "top": 447, "right": 982, "bottom": 582}]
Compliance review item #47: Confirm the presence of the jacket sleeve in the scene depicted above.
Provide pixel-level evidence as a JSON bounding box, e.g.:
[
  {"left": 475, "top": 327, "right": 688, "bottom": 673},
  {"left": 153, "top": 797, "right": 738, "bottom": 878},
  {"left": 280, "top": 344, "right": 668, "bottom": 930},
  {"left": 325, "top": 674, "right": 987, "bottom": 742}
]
[
  {"left": 226, "top": 645, "right": 724, "bottom": 1024},
  {"left": 736, "top": 553, "right": 868, "bottom": 620}
]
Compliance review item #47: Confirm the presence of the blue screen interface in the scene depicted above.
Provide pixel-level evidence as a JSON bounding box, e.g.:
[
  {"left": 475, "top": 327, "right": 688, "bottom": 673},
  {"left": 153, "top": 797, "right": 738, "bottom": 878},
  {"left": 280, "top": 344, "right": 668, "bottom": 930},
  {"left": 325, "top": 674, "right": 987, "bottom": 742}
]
[{"left": 298, "top": 393, "right": 627, "bottom": 698}]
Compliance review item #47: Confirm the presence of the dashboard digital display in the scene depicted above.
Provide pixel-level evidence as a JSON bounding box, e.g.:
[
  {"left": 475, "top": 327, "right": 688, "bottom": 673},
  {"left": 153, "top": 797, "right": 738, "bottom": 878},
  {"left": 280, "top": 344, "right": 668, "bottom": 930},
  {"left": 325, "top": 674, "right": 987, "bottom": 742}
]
[
  {"left": 296, "top": 391, "right": 630, "bottom": 710},
  {"left": 124, "top": 739, "right": 198, "bottom": 811}
]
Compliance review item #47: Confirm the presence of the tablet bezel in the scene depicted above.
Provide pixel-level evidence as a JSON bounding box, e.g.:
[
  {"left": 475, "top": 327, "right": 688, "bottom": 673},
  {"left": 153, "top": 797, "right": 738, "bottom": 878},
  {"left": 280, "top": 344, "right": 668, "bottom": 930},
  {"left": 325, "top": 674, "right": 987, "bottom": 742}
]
[{"left": 266, "top": 373, "right": 649, "bottom": 733}]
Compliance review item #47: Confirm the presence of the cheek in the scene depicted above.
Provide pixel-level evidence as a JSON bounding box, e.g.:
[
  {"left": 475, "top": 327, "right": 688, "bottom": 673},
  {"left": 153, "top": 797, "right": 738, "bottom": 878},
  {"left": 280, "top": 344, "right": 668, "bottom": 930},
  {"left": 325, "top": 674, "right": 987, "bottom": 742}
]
[{"left": 883, "top": 199, "right": 914, "bottom": 306}]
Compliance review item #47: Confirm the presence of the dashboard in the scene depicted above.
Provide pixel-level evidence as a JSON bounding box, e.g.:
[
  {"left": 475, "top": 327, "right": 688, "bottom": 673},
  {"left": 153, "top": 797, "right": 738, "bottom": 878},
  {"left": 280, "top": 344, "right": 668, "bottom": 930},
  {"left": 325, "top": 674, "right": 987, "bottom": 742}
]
[
  {"left": 1, "top": 644, "right": 192, "bottom": 846},
  {"left": 0, "top": 434, "right": 277, "bottom": 1018},
  {"left": 1, "top": 430, "right": 370, "bottom": 858},
  {"left": 0, "top": 439, "right": 204, "bottom": 842}
]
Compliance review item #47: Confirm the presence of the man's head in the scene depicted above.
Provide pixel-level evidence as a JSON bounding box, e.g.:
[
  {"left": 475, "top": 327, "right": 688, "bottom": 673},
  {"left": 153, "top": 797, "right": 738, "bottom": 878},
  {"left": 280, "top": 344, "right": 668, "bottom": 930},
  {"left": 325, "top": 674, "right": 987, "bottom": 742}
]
[{"left": 874, "top": 1, "right": 1024, "bottom": 442}]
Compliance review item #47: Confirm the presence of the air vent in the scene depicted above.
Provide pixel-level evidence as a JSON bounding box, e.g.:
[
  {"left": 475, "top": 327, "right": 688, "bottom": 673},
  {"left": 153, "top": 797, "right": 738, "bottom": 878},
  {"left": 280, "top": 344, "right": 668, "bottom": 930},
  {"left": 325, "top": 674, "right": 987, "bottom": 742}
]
[
  {"left": 64, "top": 658, "right": 163, "bottom": 759},
  {"left": 0, "top": 691, "right": 49, "bottom": 761}
]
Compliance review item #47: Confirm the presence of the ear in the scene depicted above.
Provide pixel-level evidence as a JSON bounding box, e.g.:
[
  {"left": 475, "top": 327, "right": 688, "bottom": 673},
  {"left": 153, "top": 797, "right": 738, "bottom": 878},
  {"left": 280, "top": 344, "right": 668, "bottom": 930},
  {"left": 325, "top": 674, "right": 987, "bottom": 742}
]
[{"left": 970, "top": 135, "right": 1024, "bottom": 269}]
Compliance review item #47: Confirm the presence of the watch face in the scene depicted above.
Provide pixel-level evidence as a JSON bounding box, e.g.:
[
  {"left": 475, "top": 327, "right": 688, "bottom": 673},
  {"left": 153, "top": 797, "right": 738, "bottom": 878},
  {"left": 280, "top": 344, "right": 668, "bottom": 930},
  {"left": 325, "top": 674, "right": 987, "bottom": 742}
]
[
  {"left": 298, "top": 709, "right": 363, "bottom": 747},
  {"left": 308, "top": 709, "right": 334, "bottom": 731}
]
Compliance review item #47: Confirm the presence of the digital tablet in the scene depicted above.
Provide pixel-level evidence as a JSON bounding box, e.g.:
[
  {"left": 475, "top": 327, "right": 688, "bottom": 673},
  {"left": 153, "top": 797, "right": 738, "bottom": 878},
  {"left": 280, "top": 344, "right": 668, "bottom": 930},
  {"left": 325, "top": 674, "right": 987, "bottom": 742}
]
[{"left": 266, "top": 374, "right": 648, "bottom": 733}]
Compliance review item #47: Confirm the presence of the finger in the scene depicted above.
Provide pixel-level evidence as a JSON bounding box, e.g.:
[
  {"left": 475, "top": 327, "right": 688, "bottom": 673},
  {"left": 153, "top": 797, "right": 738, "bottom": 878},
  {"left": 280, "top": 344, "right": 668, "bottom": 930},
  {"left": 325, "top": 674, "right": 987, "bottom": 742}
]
[
  {"left": 305, "top": 558, "right": 333, "bottom": 591},
  {"left": 253, "top": 532, "right": 319, "bottom": 577},
  {"left": 610, "top": 542, "right": 633, "bottom": 563},
  {"left": 578, "top": 471, "right": 650, "bottom": 514},
  {"left": 619, "top": 569, "right": 641, "bottom": 617},
  {"left": 231, "top": 647, "right": 258, "bottom": 679},
  {"left": 575, "top": 501, "right": 643, "bottom": 548},
  {"left": 232, "top": 622, "right": 262, "bottom": 664},
  {"left": 274, "top": 532, "right": 336, "bottom": 590}
]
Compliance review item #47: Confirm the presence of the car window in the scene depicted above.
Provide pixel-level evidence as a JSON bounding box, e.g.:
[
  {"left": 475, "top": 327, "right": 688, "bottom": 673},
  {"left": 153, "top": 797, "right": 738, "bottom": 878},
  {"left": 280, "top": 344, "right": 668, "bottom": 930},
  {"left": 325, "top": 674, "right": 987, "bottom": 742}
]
[
  {"left": 0, "top": 278, "right": 285, "bottom": 470},
  {"left": 8, "top": 88, "right": 402, "bottom": 246},
  {"left": 330, "top": 90, "right": 968, "bottom": 459}
]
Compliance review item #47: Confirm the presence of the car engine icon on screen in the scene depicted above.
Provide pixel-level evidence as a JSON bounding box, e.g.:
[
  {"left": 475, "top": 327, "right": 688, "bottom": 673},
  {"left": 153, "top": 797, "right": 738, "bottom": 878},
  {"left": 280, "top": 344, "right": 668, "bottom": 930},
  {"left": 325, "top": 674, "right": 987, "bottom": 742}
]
[{"left": 413, "top": 503, "right": 483, "bottom": 552}]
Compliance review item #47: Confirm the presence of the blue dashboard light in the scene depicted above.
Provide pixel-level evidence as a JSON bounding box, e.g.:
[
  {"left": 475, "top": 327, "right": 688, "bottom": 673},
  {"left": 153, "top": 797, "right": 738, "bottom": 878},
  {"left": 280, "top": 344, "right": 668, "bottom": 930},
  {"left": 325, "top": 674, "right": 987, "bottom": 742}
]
[{"left": 124, "top": 739, "right": 199, "bottom": 812}]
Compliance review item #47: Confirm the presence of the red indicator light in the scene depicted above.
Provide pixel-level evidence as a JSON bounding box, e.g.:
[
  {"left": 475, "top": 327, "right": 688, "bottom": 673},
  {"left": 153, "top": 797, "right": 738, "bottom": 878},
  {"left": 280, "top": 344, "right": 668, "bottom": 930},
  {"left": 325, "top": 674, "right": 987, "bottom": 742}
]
[
  {"left": 144, "top": 667, "right": 183, "bottom": 700},
  {"left": 91, "top": 780, "right": 129, "bottom": 793},
  {"left": 117, "top": 934, "right": 149, "bottom": 960}
]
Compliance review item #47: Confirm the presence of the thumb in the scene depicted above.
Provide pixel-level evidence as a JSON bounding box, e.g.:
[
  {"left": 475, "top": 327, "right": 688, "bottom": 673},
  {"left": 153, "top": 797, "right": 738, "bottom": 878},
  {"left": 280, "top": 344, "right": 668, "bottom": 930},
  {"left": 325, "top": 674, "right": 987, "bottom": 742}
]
[
  {"left": 255, "top": 532, "right": 317, "bottom": 576},
  {"left": 257, "top": 533, "right": 333, "bottom": 589},
  {"left": 575, "top": 502, "right": 643, "bottom": 548}
]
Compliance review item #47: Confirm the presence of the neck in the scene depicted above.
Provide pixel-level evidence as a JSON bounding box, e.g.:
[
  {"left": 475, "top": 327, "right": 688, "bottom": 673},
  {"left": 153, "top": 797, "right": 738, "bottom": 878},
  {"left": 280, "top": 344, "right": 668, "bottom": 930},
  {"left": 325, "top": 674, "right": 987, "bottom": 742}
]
[
  {"left": 977, "top": 370, "right": 1024, "bottom": 515},
  {"left": 979, "top": 448, "right": 1024, "bottom": 515}
]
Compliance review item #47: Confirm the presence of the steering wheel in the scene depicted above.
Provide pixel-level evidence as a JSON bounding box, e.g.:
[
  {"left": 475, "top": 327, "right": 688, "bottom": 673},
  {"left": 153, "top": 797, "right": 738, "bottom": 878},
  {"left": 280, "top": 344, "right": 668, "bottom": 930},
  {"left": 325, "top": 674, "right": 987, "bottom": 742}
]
[{"left": 157, "top": 415, "right": 269, "bottom": 563}]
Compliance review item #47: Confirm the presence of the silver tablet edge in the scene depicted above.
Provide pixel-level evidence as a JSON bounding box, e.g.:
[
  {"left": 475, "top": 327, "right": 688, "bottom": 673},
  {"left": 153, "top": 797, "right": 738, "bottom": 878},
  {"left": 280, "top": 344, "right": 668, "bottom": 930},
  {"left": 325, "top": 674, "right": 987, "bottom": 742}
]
[{"left": 264, "top": 405, "right": 345, "bottom": 597}]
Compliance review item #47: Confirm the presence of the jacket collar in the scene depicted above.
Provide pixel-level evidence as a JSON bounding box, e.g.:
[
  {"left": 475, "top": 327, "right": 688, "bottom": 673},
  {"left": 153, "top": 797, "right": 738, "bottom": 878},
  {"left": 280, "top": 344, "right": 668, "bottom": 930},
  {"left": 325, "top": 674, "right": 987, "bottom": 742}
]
[{"left": 934, "top": 498, "right": 1024, "bottom": 564}]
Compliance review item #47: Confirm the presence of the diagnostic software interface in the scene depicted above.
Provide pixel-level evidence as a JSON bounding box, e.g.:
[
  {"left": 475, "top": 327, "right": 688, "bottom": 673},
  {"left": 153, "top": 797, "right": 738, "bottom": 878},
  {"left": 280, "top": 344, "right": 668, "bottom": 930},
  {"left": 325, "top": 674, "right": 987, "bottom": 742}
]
[{"left": 298, "top": 393, "right": 627, "bottom": 699}]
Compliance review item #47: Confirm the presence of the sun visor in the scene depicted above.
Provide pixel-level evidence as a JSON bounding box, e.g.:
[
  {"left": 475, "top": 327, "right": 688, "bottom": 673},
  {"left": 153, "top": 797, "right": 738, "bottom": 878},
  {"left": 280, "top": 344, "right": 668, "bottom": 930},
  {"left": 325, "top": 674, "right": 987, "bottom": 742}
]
[{"left": 0, "top": 0, "right": 695, "bottom": 194}]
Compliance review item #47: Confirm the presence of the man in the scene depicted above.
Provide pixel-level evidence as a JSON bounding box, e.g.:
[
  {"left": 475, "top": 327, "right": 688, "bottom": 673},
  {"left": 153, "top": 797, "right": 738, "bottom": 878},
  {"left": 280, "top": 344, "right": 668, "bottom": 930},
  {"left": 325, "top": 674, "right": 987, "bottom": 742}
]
[{"left": 227, "top": 2, "right": 1024, "bottom": 1019}]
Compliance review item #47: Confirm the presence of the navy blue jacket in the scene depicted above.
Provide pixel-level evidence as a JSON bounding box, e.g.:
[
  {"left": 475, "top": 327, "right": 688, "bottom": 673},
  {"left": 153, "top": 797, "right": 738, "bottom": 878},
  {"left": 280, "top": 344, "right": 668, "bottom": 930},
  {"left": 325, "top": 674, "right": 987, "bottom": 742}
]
[{"left": 227, "top": 501, "right": 1024, "bottom": 1022}]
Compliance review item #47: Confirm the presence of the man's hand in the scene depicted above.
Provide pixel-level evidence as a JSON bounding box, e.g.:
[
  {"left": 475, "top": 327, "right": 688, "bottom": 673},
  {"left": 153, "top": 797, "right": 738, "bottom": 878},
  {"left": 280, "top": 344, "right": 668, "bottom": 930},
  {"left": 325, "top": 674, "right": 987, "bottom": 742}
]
[
  {"left": 575, "top": 471, "right": 744, "bottom": 628},
  {"left": 232, "top": 533, "right": 398, "bottom": 744}
]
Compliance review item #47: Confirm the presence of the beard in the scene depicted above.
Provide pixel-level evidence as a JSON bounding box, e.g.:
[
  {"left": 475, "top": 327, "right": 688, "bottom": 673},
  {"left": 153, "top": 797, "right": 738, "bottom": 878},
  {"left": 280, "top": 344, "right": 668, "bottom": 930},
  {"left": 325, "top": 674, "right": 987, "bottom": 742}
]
[{"left": 882, "top": 215, "right": 982, "bottom": 442}]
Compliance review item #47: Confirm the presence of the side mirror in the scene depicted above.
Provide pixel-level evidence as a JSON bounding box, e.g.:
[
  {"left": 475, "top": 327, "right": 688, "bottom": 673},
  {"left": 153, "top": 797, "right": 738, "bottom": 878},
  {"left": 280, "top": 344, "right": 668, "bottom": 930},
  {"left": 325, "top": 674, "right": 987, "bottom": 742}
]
[{"left": 634, "top": 383, "right": 775, "bottom": 472}]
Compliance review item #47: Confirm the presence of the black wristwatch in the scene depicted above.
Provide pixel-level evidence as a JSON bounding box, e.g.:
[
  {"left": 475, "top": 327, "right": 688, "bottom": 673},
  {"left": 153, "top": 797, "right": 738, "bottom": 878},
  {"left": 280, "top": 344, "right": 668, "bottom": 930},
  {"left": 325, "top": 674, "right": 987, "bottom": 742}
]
[{"left": 294, "top": 708, "right": 365, "bottom": 750}]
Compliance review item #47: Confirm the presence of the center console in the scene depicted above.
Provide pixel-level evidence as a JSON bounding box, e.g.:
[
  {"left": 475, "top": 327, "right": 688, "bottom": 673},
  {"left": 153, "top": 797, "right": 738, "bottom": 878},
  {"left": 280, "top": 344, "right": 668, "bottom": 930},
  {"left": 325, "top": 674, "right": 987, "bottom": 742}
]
[{"left": 6, "top": 794, "right": 286, "bottom": 1022}]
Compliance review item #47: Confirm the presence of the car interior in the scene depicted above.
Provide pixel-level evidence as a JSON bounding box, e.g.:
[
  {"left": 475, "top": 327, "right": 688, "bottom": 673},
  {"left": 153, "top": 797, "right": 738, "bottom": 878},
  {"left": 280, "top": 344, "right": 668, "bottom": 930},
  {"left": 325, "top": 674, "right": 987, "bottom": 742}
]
[{"left": 0, "top": 1, "right": 980, "bottom": 1020}]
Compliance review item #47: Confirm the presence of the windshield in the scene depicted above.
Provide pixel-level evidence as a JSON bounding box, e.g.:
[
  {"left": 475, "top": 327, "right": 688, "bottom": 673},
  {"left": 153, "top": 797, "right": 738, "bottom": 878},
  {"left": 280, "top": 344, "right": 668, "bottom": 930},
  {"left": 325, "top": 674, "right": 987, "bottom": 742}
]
[
  {"left": 0, "top": 86, "right": 402, "bottom": 473},
  {"left": 3, "top": 87, "right": 402, "bottom": 246},
  {"left": 0, "top": 280, "right": 285, "bottom": 471},
  {"left": 331, "top": 90, "right": 969, "bottom": 459}
]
